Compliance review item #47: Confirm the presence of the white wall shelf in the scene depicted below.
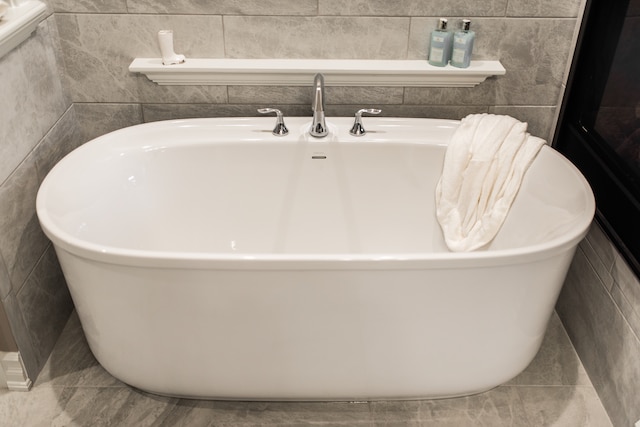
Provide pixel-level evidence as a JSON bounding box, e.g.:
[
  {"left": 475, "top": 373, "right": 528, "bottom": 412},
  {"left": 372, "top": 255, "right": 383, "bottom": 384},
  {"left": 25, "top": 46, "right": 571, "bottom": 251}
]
[
  {"left": 129, "top": 58, "right": 506, "bottom": 87},
  {"left": 0, "top": 0, "right": 48, "bottom": 60}
]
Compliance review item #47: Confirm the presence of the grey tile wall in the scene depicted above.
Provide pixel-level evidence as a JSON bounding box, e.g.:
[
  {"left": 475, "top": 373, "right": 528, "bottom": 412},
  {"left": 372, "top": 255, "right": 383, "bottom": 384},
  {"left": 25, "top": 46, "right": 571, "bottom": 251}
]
[
  {"left": 223, "top": 16, "right": 411, "bottom": 59},
  {"left": 318, "top": 0, "right": 509, "bottom": 16},
  {"left": 0, "top": 301, "right": 18, "bottom": 352},
  {"left": 0, "top": 254, "right": 10, "bottom": 302},
  {"left": 0, "top": 145, "right": 50, "bottom": 292},
  {"left": 15, "top": 246, "right": 73, "bottom": 374},
  {"left": 0, "top": 103, "right": 82, "bottom": 376},
  {"left": 51, "top": 0, "right": 583, "bottom": 139},
  {"left": 556, "top": 222, "right": 640, "bottom": 427},
  {"left": 51, "top": 0, "right": 127, "bottom": 13},
  {"left": 0, "top": 18, "right": 67, "bottom": 185},
  {"left": 127, "top": 0, "right": 319, "bottom": 15},
  {"left": 0, "top": 15, "right": 78, "bottom": 379},
  {"left": 506, "top": 0, "right": 583, "bottom": 17},
  {"left": 73, "top": 103, "right": 144, "bottom": 141},
  {"left": 55, "top": 14, "right": 225, "bottom": 102}
]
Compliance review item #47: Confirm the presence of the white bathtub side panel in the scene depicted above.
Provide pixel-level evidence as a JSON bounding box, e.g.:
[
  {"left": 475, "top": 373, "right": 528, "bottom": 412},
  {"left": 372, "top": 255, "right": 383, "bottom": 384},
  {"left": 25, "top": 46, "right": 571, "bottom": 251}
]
[{"left": 55, "top": 246, "right": 576, "bottom": 400}]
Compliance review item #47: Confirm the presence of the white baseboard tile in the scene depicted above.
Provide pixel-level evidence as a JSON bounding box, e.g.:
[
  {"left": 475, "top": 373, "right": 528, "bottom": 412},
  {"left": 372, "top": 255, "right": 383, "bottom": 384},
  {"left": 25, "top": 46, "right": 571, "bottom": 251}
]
[{"left": 0, "top": 352, "right": 32, "bottom": 391}]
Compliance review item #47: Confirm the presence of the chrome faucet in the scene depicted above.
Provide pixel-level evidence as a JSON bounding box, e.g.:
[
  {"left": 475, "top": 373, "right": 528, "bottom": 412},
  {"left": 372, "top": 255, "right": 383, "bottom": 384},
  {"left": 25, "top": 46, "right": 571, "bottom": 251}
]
[{"left": 309, "top": 73, "right": 328, "bottom": 138}]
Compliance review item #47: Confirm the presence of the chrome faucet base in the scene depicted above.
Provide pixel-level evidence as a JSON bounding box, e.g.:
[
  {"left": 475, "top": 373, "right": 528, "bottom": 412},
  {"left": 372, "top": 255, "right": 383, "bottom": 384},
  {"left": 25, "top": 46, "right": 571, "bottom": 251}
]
[
  {"left": 349, "top": 108, "right": 382, "bottom": 136},
  {"left": 310, "top": 73, "right": 328, "bottom": 138},
  {"left": 310, "top": 112, "right": 327, "bottom": 137},
  {"left": 258, "top": 108, "right": 289, "bottom": 136}
]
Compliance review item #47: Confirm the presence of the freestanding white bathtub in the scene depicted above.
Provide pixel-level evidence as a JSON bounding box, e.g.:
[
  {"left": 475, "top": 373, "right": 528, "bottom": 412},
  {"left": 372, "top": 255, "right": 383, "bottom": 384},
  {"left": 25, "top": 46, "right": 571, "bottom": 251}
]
[{"left": 36, "top": 117, "right": 594, "bottom": 401}]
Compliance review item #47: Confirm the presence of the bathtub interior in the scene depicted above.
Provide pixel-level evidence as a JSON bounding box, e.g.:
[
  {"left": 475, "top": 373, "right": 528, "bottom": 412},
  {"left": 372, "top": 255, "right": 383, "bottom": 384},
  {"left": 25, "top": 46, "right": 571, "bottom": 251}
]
[
  {"left": 487, "top": 146, "right": 594, "bottom": 251},
  {"left": 37, "top": 117, "right": 594, "bottom": 259}
]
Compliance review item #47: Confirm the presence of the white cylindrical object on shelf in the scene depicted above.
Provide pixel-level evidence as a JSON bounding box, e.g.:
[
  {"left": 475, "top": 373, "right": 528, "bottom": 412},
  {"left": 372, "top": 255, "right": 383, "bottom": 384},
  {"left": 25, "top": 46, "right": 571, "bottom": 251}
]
[{"left": 157, "top": 30, "right": 185, "bottom": 65}]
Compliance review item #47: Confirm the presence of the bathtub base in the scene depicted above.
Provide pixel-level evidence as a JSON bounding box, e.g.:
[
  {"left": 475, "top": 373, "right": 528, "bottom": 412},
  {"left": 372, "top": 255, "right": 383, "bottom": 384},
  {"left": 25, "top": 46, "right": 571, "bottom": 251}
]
[
  {"left": 57, "top": 248, "right": 574, "bottom": 401},
  {"left": 145, "top": 386, "right": 499, "bottom": 402}
]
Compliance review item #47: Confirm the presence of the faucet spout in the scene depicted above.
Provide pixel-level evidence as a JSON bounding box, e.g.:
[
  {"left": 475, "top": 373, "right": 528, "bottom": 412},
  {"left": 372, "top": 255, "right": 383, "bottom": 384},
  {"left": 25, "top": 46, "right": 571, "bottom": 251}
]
[{"left": 310, "top": 73, "right": 328, "bottom": 138}]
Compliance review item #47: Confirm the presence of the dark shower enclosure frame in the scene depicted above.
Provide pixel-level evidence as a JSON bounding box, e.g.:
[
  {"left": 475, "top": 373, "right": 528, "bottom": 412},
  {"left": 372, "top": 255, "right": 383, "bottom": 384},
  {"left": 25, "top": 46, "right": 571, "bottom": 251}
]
[{"left": 554, "top": 0, "right": 640, "bottom": 277}]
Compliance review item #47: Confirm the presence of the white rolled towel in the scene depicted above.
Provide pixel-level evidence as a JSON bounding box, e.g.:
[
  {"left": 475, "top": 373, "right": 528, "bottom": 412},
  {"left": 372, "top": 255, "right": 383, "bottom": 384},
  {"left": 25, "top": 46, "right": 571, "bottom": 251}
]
[{"left": 436, "top": 114, "right": 545, "bottom": 252}]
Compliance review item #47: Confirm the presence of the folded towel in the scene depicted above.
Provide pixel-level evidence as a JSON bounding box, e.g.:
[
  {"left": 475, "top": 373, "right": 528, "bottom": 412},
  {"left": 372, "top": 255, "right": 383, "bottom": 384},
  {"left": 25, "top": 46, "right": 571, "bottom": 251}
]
[{"left": 435, "top": 114, "right": 545, "bottom": 252}]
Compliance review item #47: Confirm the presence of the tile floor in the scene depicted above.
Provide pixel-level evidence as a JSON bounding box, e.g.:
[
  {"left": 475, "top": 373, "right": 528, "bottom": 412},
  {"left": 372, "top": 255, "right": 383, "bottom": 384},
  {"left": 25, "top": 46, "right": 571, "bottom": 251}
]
[{"left": 0, "top": 311, "right": 612, "bottom": 426}]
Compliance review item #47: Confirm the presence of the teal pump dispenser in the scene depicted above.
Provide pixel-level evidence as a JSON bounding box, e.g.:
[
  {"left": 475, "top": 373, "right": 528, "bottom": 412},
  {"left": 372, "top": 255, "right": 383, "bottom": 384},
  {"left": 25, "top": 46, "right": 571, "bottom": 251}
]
[
  {"left": 428, "top": 18, "right": 453, "bottom": 67},
  {"left": 451, "top": 19, "right": 476, "bottom": 68}
]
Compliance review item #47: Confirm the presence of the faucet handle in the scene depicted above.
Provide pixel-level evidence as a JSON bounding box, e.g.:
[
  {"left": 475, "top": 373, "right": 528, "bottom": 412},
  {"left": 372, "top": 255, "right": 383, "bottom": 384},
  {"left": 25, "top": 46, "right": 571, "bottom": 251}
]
[
  {"left": 258, "top": 108, "right": 289, "bottom": 136},
  {"left": 349, "top": 108, "right": 382, "bottom": 136}
]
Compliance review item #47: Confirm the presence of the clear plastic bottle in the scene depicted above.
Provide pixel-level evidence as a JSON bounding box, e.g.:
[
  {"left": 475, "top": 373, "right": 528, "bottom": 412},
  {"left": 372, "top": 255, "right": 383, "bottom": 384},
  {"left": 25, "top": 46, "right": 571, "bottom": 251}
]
[
  {"left": 450, "top": 19, "right": 476, "bottom": 68},
  {"left": 428, "top": 18, "right": 453, "bottom": 67}
]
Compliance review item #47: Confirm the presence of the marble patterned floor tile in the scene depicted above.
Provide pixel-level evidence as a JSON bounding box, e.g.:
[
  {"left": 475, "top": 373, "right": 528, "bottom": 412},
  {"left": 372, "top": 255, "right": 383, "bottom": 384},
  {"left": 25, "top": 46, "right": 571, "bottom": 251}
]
[
  {"left": 370, "top": 387, "right": 526, "bottom": 427},
  {"left": 515, "top": 386, "right": 612, "bottom": 427},
  {"left": 42, "top": 387, "right": 179, "bottom": 427},
  {"left": 507, "top": 312, "right": 591, "bottom": 386},
  {"left": 242, "top": 401, "right": 373, "bottom": 425},
  {"left": 151, "top": 400, "right": 252, "bottom": 427},
  {"left": 0, "top": 386, "right": 69, "bottom": 427}
]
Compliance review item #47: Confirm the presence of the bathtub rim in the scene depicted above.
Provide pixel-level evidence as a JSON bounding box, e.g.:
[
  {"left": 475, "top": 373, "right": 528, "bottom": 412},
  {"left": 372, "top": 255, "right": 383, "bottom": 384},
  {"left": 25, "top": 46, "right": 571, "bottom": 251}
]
[
  {"left": 46, "top": 237, "right": 589, "bottom": 271},
  {"left": 36, "top": 116, "right": 596, "bottom": 271}
]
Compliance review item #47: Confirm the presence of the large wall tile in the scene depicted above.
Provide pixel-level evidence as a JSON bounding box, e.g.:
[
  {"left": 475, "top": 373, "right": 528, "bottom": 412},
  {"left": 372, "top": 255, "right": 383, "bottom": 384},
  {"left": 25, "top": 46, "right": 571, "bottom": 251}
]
[
  {"left": 55, "top": 14, "right": 224, "bottom": 102},
  {"left": 143, "top": 104, "right": 313, "bottom": 122},
  {"left": 489, "top": 106, "right": 556, "bottom": 141},
  {"left": 51, "top": 0, "right": 127, "bottom": 13},
  {"left": 0, "top": 18, "right": 68, "bottom": 184},
  {"left": 33, "top": 107, "right": 85, "bottom": 185},
  {"left": 228, "top": 86, "right": 404, "bottom": 106},
  {"left": 507, "top": 0, "right": 583, "bottom": 17},
  {"left": 326, "top": 87, "right": 405, "bottom": 105},
  {"left": 403, "top": 81, "right": 499, "bottom": 106},
  {"left": 580, "top": 239, "right": 615, "bottom": 290},
  {"left": 127, "top": 0, "right": 318, "bottom": 15},
  {"left": 16, "top": 246, "right": 73, "bottom": 374},
  {"left": 1, "top": 293, "right": 39, "bottom": 377},
  {"left": 611, "top": 254, "right": 640, "bottom": 339},
  {"left": 0, "top": 254, "right": 10, "bottom": 301},
  {"left": 73, "top": 103, "right": 144, "bottom": 141},
  {"left": 0, "top": 295, "right": 18, "bottom": 351},
  {"left": 585, "top": 222, "right": 617, "bottom": 271},
  {"left": 223, "top": 16, "right": 410, "bottom": 59},
  {"left": 578, "top": 223, "right": 617, "bottom": 292},
  {"left": 319, "top": 0, "right": 508, "bottom": 16},
  {"left": 137, "top": 80, "right": 228, "bottom": 104},
  {"left": 557, "top": 247, "right": 640, "bottom": 427},
  {"left": 228, "top": 86, "right": 311, "bottom": 105},
  {"left": 0, "top": 155, "right": 50, "bottom": 293}
]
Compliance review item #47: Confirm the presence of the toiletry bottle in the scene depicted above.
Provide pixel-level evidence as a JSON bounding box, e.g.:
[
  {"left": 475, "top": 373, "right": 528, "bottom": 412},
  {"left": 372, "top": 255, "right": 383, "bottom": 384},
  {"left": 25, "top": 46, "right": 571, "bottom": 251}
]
[
  {"left": 451, "top": 19, "right": 475, "bottom": 68},
  {"left": 428, "top": 18, "right": 453, "bottom": 67}
]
